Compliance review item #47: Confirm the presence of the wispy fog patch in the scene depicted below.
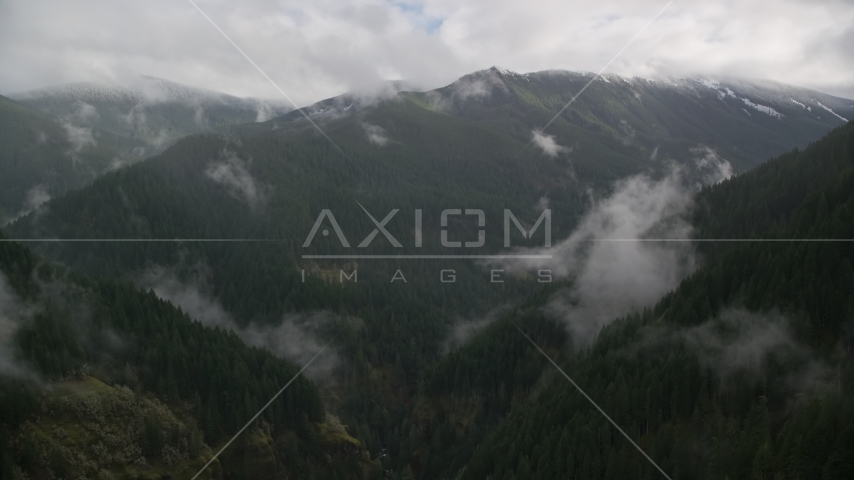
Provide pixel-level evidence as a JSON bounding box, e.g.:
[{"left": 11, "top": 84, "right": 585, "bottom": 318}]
[
  {"left": 20, "top": 185, "right": 50, "bottom": 219},
  {"left": 615, "top": 309, "right": 836, "bottom": 395},
  {"left": 494, "top": 157, "right": 732, "bottom": 344},
  {"left": 441, "top": 304, "right": 512, "bottom": 355},
  {"left": 150, "top": 129, "right": 171, "bottom": 150},
  {"left": 204, "top": 151, "right": 266, "bottom": 209},
  {"left": 0, "top": 273, "right": 37, "bottom": 380},
  {"left": 241, "top": 313, "right": 340, "bottom": 380},
  {"left": 350, "top": 80, "right": 421, "bottom": 105},
  {"left": 427, "top": 69, "right": 507, "bottom": 111},
  {"left": 691, "top": 146, "right": 734, "bottom": 185},
  {"left": 255, "top": 102, "right": 279, "bottom": 122},
  {"left": 107, "top": 157, "right": 133, "bottom": 172},
  {"left": 139, "top": 266, "right": 232, "bottom": 328},
  {"left": 453, "top": 69, "right": 506, "bottom": 101},
  {"left": 362, "top": 123, "right": 389, "bottom": 146},
  {"left": 193, "top": 104, "right": 207, "bottom": 127},
  {"left": 531, "top": 130, "right": 567, "bottom": 157},
  {"left": 680, "top": 310, "right": 824, "bottom": 383},
  {"left": 255, "top": 103, "right": 273, "bottom": 123},
  {"left": 71, "top": 100, "right": 99, "bottom": 124},
  {"left": 122, "top": 103, "right": 147, "bottom": 129},
  {"left": 61, "top": 121, "right": 96, "bottom": 153},
  {"left": 680, "top": 310, "right": 831, "bottom": 391},
  {"left": 26, "top": 185, "right": 51, "bottom": 211},
  {"left": 138, "top": 267, "right": 339, "bottom": 380},
  {"left": 3, "top": 184, "right": 51, "bottom": 225}
]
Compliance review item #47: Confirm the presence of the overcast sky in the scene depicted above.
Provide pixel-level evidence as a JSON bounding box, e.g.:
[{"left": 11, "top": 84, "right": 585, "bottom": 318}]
[{"left": 1, "top": 0, "right": 853, "bottom": 104}]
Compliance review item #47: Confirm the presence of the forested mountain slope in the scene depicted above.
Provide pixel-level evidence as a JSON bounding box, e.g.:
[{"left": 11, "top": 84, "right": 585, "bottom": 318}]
[
  {"left": 403, "top": 120, "right": 854, "bottom": 479},
  {"left": 4, "top": 67, "right": 854, "bottom": 479},
  {"left": 2, "top": 77, "right": 291, "bottom": 224},
  {"left": 436, "top": 69, "right": 854, "bottom": 171},
  {"left": 5, "top": 71, "right": 854, "bottom": 478},
  {"left": 0, "top": 230, "right": 380, "bottom": 480},
  {"left": 10, "top": 76, "right": 291, "bottom": 155},
  {"left": 249, "top": 67, "right": 854, "bottom": 172},
  {"left": 0, "top": 95, "right": 147, "bottom": 224}
]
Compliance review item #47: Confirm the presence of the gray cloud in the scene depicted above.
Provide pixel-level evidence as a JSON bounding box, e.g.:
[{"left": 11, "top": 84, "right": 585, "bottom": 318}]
[
  {"left": 452, "top": 68, "right": 507, "bottom": 100},
  {"left": 193, "top": 104, "right": 207, "bottom": 128},
  {"left": 691, "top": 146, "right": 734, "bottom": 185},
  {"left": 613, "top": 309, "right": 837, "bottom": 394},
  {"left": 531, "top": 130, "right": 567, "bottom": 157},
  {"left": 2, "top": 184, "right": 51, "bottom": 226},
  {"left": 496, "top": 153, "right": 732, "bottom": 344},
  {"left": 362, "top": 122, "right": 389, "bottom": 146},
  {"left": 204, "top": 151, "right": 266, "bottom": 209},
  {"left": 240, "top": 313, "right": 340, "bottom": 381},
  {"left": 1, "top": 1, "right": 851, "bottom": 104},
  {"left": 679, "top": 310, "right": 823, "bottom": 383},
  {"left": 254, "top": 101, "right": 280, "bottom": 122},
  {"left": 0, "top": 273, "right": 37, "bottom": 380},
  {"left": 71, "top": 100, "right": 99, "bottom": 123},
  {"left": 60, "top": 121, "right": 96, "bottom": 153},
  {"left": 139, "top": 266, "right": 233, "bottom": 328},
  {"left": 441, "top": 304, "right": 513, "bottom": 355}
]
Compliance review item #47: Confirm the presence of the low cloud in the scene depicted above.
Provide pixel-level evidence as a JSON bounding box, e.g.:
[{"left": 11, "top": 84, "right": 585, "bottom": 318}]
[
  {"left": 2, "top": 185, "right": 51, "bottom": 226},
  {"left": 427, "top": 68, "right": 509, "bottom": 111},
  {"left": 193, "top": 104, "right": 206, "bottom": 127},
  {"left": 496, "top": 155, "right": 733, "bottom": 344},
  {"left": 531, "top": 130, "right": 567, "bottom": 157},
  {"left": 204, "top": 151, "right": 266, "bottom": 209},
  {"left": 138, "top": 266, "right": 339, "bottom": 380},
  {"left": 139, "top": 266, "right": 232, "bottom": 327},
  {"left": 255, "top": 100, "right": 293, "bottom": 122},
  {"left": 122, "top": 103, "right": 147, "bottom": 130},
  {"left": 625, "top": 310, "right": 836, "bottom": 394},
  {"left": 680, "top": 310, "right": 825, "bottom": 384},
  {"left": 346, "top": 80, "right": 421, "bottom": 109},
  {"left": 241, "top": 313, "right": 340, "bottom": 380},
  {"left": 453, "top": 69, "right": 507, "bottom": 101},
  {"left": 441, "top": 304, "right": 512, "bottom": 355},
  {"left": 72, "top": 100, "right": 99, "bottom": 124},
  {"left": 691, "top": 146, "right": 734, "bottom": 185},
  {"left": 0, "top": 273, "right": 37, "bottom": 380},
  {"left": 149, "top": 129, "right": 171, "bottom": 150},
  {"left": 24, "top": 185, "right": 51, "bottom": 212},
  {"left": 255, "top": 102, "right": 278, "bottom": 123},
  {"left": 61, "top": 121, "right": 96, "bottom": 153},
  {"left": 612, "top": 309, "right": 836, "bottom": 395},
  {"left": 362, "top": 123, "right": 390, "bottom": 146}
]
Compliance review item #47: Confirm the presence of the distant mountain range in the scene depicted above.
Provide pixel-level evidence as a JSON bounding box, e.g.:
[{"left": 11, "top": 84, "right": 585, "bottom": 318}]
[
  {"left": 254, "top": 67, "right": 853, "bottom": 172},
  {"left": 0, "top": 76, "right": 293, "bottom": 224},
  {"left": 9, "top": 75, "right": 293, "bottom": 150},
  {"left": 7, "top": 67, "right": 854, "bottom": 261}
]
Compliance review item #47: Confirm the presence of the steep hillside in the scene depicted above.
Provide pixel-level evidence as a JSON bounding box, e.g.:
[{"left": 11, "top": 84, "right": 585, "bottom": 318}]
[
  {"left": 405, "top": 121, "right": 854, "bottom": 479},
  {"left": 5, "top": 69, "right": 854, "bottom": 479},
  {"left": 10, "top": 76, "right": 292, "bottom": 157},
  {"left": 249, "top": 67, "right": 854, "bottom": 173},
  {"left": 0, "top": 95, "right": 146, "bottom": 224},
  {"left": 0, "top": 231, "right": 380, "bottom": 480}
]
